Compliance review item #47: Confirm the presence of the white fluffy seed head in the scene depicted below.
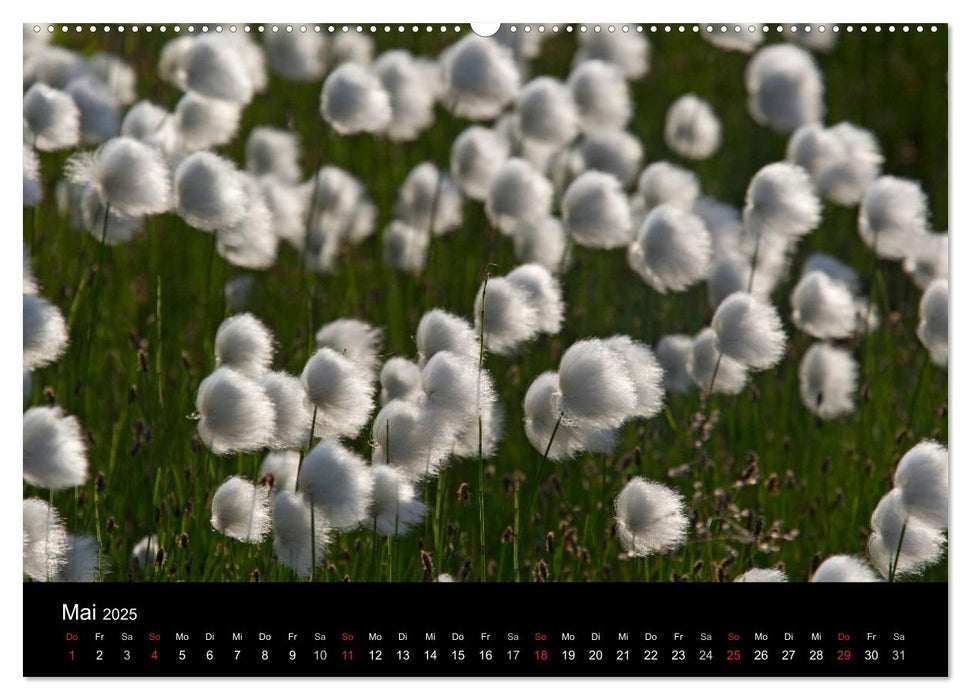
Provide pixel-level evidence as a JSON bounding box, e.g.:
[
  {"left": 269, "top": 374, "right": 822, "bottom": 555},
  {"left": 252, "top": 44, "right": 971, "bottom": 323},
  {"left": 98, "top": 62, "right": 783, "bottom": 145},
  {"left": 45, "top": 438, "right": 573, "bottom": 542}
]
[
  {"left": 505, "top": 263, "right": 565, "bottom": 335},
  {"left": 523, "top": 371, "right": 616, "bottom": 461},
  {"left": 320, "top": 62, "right": 392, "bottom": 135},
  {"left": 802, "top": 253, "right": 861, "bottom": 294},
  {"left": 394, "top": 161, "right": 463, "bottom": 236},
  {"left": 259, "top": 450, "right": 300, "bottom": 492},
  {"left": 789, "top": 122, "right": 883, "bottom": 205},
  {"left": 382, "top": 220, "right": 429, "bottom": 273},
  {"left": 65, "top": 136, "right": 172, "bottom": 217},
  {"left": 637, "top": 161, "right": 700, "bottom": 213},
  {"left": 272, "top": 491, "right": 330, "bottom": 578},
  {"left": 701, "top": 25, "right": 765, "bottom": 53},
  {"left": 628, "top": 204, "right": 712, "bottom": 293},
  {"left": 917, "top": 279, "right": 948, "bottom": 367},
  {"left": 64, "top": 76, "right": 121, "bottom": 145},
  {"left": 418, "top": 351, "right": 489, "bottom": 423},
  {"left": 120, "top": 100, "right": 178, "bottom": 160},
  {"left": 904, "top": 232, "right": 948, "bottom": 290},
  {"left": 210, "top": 476, "right": 272, "bottom": 543},
  {"left": 174, "top": 92, "right": 240, "bottom": 151},
  {"left": 300, "top": 348, "right": 376, "bottom": 441},
  {"left": 664, "top": 94, "right": 721, "bottom": 160},
  {"left": 655, "top": 335, "right": 695, "bottom": 394},
  {"left": 264, "top": 31, "right": 327, "bottom": 82},
  {"left": 734, "top": 568, "right": 788, "bottom": 582},
  {"left": 315, "top": 318, "right": 384, "bottom": 381},
  {"left": 195, "top": 367, "right": 275, "bottom": 454},
  {"left": 374, "top": 50, "right": 436, "bottom": 142},
  {"left": 604, "top": 335, "right": 665, "bottom": 420},
  {"left": 214, "top": 313, "right": 275, "bottom": 377},
  {"left": 216, "top": 175, "right": 279, "bottom": 271},
  {"left": 130, "top": 534, "right": 162, "bottom": 571},
  {"left": 245, "top": 127, "right": 302, "bottom": 184},
  {"left": 371, "top": 399, "right": 451, "bottom": 480},
  {"left": 23, "top": 82, "right": 80, "bottom": 151},
  {"left": 79, "top": 186, "right": 142, "bottom": 245},
  {"left": 368, "top": 465, "right": 427, "bottom": 535},
  {"left": 798, "top": 343, "right": 858, "bottom": 419},
  {"left": 517, "top": 77, "right": 579, "bottom": 146},
  {"left": 693, "top": 197, "right": 742, "bottom": 263},
  {"left": 577, "top": 131, "right": 642, "bottom": 188},
  {"left": 440, "top": 34, "right": 520, "bottom": 121},
  {"left": 474, "top": 276, "right": 541, "bottom": 356},
  {"left": 575, "top": 29, "right": 650, "bottom": 79},
  {"left": 23, "top": 294, "right": 69, "bottom": 371},
  {"left": 687, "top": 327, "right": 749, "bottom": 395},
  {"left": 567, "top": 60, "right": 631, "bottom": 133},
  {"left": 745, "top": 44, "right": 824, "bottom": 132},
  {"left": 712, "top": 292, "right": 787, "bottom": 370},
  {"left": 868, "top": 488, "right": 945, "bottom": 578},
  {"left": 380, "top": 357, "right": 421, "bottom": 405},
  {"left": 450, "top": 126, "right": 510, "bottom": 201},
  {"left": 486, "top": 158, "right": 554, "bottom": 234},
  {"left": 23, "top": 406, "right": 89, "bottom": 490},
  {"left": 451, "top": 392, "right": 505, "bottom": 460},
  {"left": 23, "top": 498, "right": 68, "bottom": 581},
  {"left": 297, "top": 440, "right": 373, "bottom": 530},
  {"left": 512, "top": 216, "right": 569, "bottom": 272},
  {"left": 259, "top": 371, "right": 313, "bottom": 450},
  {"left": 416, "top": 309, "right": 479, "bottom": 367},
  {"left": 894, "top": 441, "right": 948, "bottom": 530},
  {"left": 61, "top": 534, "right": 102, "bottom": 582},
  {"left": 23, "top": 45, "right": 88, "bottom": 87},
  {"left": 859, "top": 176, "right": 930, "bottom": 260},
  {"left": 790, "top": 271, "right": 858, "bottom": 339},
  {"left": 743, "top": 162, "right": 821, "bottom": 242},
  {"left": 561, "top": 170, "right": 632, "bottom": 249},
  {"left": 614, "top": 477, "right": 689, "bottom": 557},
  {"left": 23, "top": 142, "right": 42, "bottom": 206},
  {"left": 174, "top": 151, "right": 248, "bottom": 231},
  {"left": 811, "top": 555, "right": 880, "bottom": 582},
  {"left": 183, "top": 36, "right": 254, "bottom": 104},
  {"left": 556, "top": 339, "right": 637, "bottom": 430}
]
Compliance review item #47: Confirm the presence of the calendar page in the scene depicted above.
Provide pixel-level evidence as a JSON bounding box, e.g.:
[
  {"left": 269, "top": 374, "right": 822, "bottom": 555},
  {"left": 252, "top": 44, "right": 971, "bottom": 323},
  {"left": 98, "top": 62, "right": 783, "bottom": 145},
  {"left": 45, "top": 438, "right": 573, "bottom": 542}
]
[{"left": 22, "top": 20, "right": 948, "bottom": 678}]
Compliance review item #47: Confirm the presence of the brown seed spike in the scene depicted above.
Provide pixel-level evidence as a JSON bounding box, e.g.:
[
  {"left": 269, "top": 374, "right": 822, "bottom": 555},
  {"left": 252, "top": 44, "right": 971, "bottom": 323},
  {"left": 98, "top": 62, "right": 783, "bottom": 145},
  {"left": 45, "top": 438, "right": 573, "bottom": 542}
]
[{"left": 545, "top": 532, "right": 554, "bottom": 553}]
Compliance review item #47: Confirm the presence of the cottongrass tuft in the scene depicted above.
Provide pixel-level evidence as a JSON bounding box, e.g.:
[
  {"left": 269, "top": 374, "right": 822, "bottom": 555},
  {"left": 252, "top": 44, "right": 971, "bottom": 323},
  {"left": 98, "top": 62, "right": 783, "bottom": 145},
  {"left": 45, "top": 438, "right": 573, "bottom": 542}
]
[
  {"left": 61, "top": 534, "right": 102, "bottom": 582},
  {"left": 259, "top": 372, "right": 313, "bottom": 450},
  {"left": 394, "top": 162, "right": 463, "bottom": 236},
  {"left": 523, "top": 371, "right": 616, "bottom": 461},
  {"left": 450, "top": 126, "right": 510, "bottom": 201},
  {"left": 787, "top": 122, "right": 883, "bottom": 205},
  {"left": 811, "top": 555, "right": 880, "bottom": 582},
  {"left": 368, "top": 465, "right": 427, "bottom": 535},
  {"left": 216, "top": 175, "right": 279, "bottom": 270},
  {"left": 904, "top": 232, "right": 948, "bottom": 291},
  {"left": 245, "top": 127, "right": 302, "bottom": 184},
  {"left": 371, "top": 399, "right": 451, "bottom": 479},
  {"left": 562, "top": 170, "right": 632, "bottom": 249},
  {"left": 259, "top": 450, "right": 300, "bottom": 492},
  {"left": 415, "top": 309, "right": 479, "bottom": 367},
  {"left": 175, "top": 91, "right": 241, "bottom": 151},
  {"left": 605, "top": 335, "right": 665, "bottom": 420},
  {"left": 614, "top": 477, "right": 689, "bottom": 557},
  {"left": 556, "top": 339, "right": 637, "bottom": 430},
  {"left": 65, "top": 76, "right": 121, "bottom": 144},
  {"left": 65, "top": 136, "right": 172, "bottom": 218},
  {"left": 316, "top": 318, "right": 384, "bottom": 381},
  {"left": 418, "top": 351, "right": 491, "bottom": 425},
  {"left": 301, "top": 347, "right": 376, "bottom": 440},
  {"left": 474, "top": 276, "right": 540, "bottom": 356},
  {"left": 868, "top": 488, "right": 944, "bottom": 579},
  {"left": 382, "top": 220, "right": 429, "bottom": 273},
  {"left": 297, "top": 440, "right": 374, "bottom": 530},
  {"left": 567, "top": 60, "right": 631, "bottom": 133},
  {"left": 798, "top": 343, "right": 858, "bottom": 419},
  {"left": 272, "top": 491, "right": 331, "bottom": 578},
  {"left": 743, "top": 162, "right": 821, "bottom": 242},
  {"left": 195, "top": 367, "right": 275, "bottom": 454},
  {"left": 174, "top": 151, "right": 248, "bottom": 231},
  {"left": 745, "top": 44, "right": 824, "bottom": 132},
  {"left": 184, "top": 36, "right": 255, "bottom": 104},
  {"left": 575, "top": 29, "right": 650, "bottom": 79},
  {"left": 894, "top": 441, "right": 948, "bottom": 531},
  {"left": 512, "top": 217, "right": 569, "bottom": 273},
  {"left": 505, "top": 264, "right": 565, "bottom": 335},
  {"left": 380, "top": 357, "right": 422, "bottom": 405},
  {"left": 486, "top": 158, "right": 554, "bottom": 235},
  {"left": 917, "top": 278, "right": 947, "bottom": 367},
  {"left": 701, "top": 25, "right": 765, "bottom": 53},
  {"left": 628, "top": 204, "right": 712, "bottom": 293},
  {"left": 130, "top": 534, "right": 162, "bottom": 571},
  {"left": 711, "top": 292, "right": 787, "bottom": 370},
  {"left": 664, "top": 94, "right": 721, "bottom": 160},
  {"left": 23, "top": 294, "right": 69, "bottom": 371},
  {"left": 858, "top": 176, "right": 930, "bottom": 260},
  {"left": 23, "top": 82, "right": 80, "bottom": 151},
  {"left": 214, "top": 313, "right": 275, "bottom": 377},
  {"left": 637, "top": 161, "right": 700, "bottom": 213},
  {"left": 655, "top": 334, "right": 695, "bottom": 394},
  {"left": 320, "top": 62, "right": 393, "bottom": 135},
  {"left": 580, "top": 130, "right": 644, "bottom": 188},
  {"left": 374, "top": 50, "right": 436, "bottom": 142},
  {"left": 734, "top": 567, "right": 788, "bottom": 582},
  {"left": 23, "top": 406, "right": 89, "bottom": 490},
  {"left": 24, "top": 143, "right": 42, "bottom": 206},
  {"left": 23, "top": 498, "right": 68, "bottom": 581},
  {"left": 264, "top": 30, "right": 327, "bottom": 82},
  {"left": 517, "top": 77, "right": 580, "bottom": 147},
  {"left": 687, "top": 328, "right": 749, "bottom": 395},
  {"left": 790, "top": 270, "right": 859, "bottom": 339},
  {"left": 210, "top": 475, "right": 272, "bottom": 543},
  {"left": 440, "top": 34, "right": 520, "bottom": 121}
]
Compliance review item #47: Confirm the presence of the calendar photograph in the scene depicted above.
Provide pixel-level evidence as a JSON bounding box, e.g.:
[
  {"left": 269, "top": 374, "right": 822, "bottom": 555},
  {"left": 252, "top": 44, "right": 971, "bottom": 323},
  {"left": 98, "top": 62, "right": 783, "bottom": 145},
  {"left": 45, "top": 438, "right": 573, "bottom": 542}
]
[{"left": 21, "top": 18, "right": 949, "bottom": 678}]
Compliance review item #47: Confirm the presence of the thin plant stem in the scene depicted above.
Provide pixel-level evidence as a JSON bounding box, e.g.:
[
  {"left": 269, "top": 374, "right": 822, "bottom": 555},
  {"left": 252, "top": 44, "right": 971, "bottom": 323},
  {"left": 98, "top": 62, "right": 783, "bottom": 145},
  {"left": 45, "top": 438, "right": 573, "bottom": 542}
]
[
  {"left": 294, "top": 406, "right": 318, "bottom": 491},
  {"left": 81, "top": 201, "right": 112, "bottom": 400},
  {"left": 476, "top": 274, "right": 489, "bottom": 583},
  {"left": 888, "top": 518, "right": 908, "bottom": 583}
]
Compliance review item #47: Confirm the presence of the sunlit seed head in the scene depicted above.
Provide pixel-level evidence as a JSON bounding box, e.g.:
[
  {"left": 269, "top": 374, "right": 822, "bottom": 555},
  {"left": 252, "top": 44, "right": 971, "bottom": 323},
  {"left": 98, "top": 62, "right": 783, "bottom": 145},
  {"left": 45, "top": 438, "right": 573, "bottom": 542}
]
[
  {"left": 811, "top": 554, "right": 880, "bottom": 582},
  {"left": 320, "top": 62, "right": 392, "bottom": 135},
  {"left": 711, "top": 291, "right": 787, "bottom": 370},
  {"left": 194, "top": 366, "right": 275, "bottom": 454},
  {"left": 61, "top": 534, "right": 103, "bottom": 582},
  {"left": 734, "top": 567, "right": 787, "bottom": 582},
  {"left": 486, "top": 158, "right": 554, "bottom": 235},
  {"left": 745, "top": 44, "right": 824, "bottom": 133},
  {"left": 567, "top": 59, "right": 631, "bottom": 133},
  {"left": 174, "top": 151, "right": 248, "bottom": 232},
  {"left": 575, "top": 29, "right": 650, "bottom": 80},
  {"left": 511, "top": 216, "right": 569, "bottom": 273},
  {"left": 245, "top": 126, "right": 302, "bottom": 184},
  {"left": 259, "top": 450, "right": 300, "bottom": 493},
  {"left": 628, "top": 203, "right": 712, "bottom": 293},
  {"left": 297, "top": 440, "right": 373, "bottom": 530},
  {"left": 440, "top": 34, "right": 520, "bottom": 121},
  {"left": 64, "top": 76, "right": 120, "bottom": 145},
  {"left": 790, "top": 270, "right": 858, "bottom": 339},
  {"left": 210, "top": 475, "right": 272, "bottom": 543},
  {"left": 394, "top": 161, "right": 463, "bottom": 236},
  {"left": 272, "top": 491, "right": 330, "bottom": 577},
  {"left": 23, "top": 498, "right": 68, "bottom": 581},
  {"left": 382, "top": 219, "right": 429, "bottom": 273},
  {"left": 259, "top": 371, "right": 313, "bottom": 450},
  {"left": 371, "top": 399, "right": 451, "bottom": 480},
  {"left": 374, "top": 50, "right": 436, "bottom": 142},
  {"left": 562, "top": 170, "right": 632, "bottom": 249},
  {"left": 505, "top": 263, "right": 565, "bottom": 336},
  {"left": 687, "top": 327, "right": 749, "bottom": 395},
  {"left": 368, "top": 465, "right": 427, "bottom": 536},
  {"left": 450, "top": 126, "right": 510, "bottom": 201},
  {"left": 263, "top": 30, "right": 327, "bottom": 82},
  {"left": 65, "top": 136, "right": 172, "bottom": 217},
  {"left": 917, "top": 279, "right": 948, "bottom": 367},
  {"left": 637, "top": 161, "right": 700, "bottom": 213},
  {"left": 23, "top": 405, "right": 88, "bottom": 491},
  {"left": 300, "top": 347, "right": 376, "bottom": 441},
  {"left": 904, "top": 232, "right": 948, "bottom": 291},
  {"left": 23, "top": 293, "right": 69, "bottom": 371},
  {"left": 614, "top": 477, "right": 689, "bottom": 557},
  {"left": 868, "top": 488, "right": 944, "bottom": 578},
  {"left": 23, "top": 82, "right": 80, "bottom": 151},
  {"left": 664, "top": 94, "right": 721, "bottom": 160},
  {"left": 655, "top": 334, "right": 695, "bottom": 395},
  {"left": 604, "top": 335, "right": 665, "bottom": 420},
  {"left": 743, "top": 162, "right": 821, "bottom": 242},
  {"left": 894, "top": 441, "right": 948, "bottom": 530},
  {"left": 380, "top": 357, "right": 422, "bottom": 405},
  {"left": 556, "top": 339, "right": 637, "bottom": 430},
  {"left": 517, "top": 76, "right": 580, "bottom": 147},
  {"left": 474, "top": 276, "right": 540, "bottom": 356},
  {"left": 798, "top": 343, "right": 858, "bottom": 419},
  {"left": 858, "top": 176, "right": 930, "bottom": 260},
  {"left": 184, "top": 35, "right": 254, "bottom": 105},
  {"left": 130, "top": 534, "right": 162, "bottom": 572},
  {"left": 415, "top": 309, "right": 479, "bottom": 368}
]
